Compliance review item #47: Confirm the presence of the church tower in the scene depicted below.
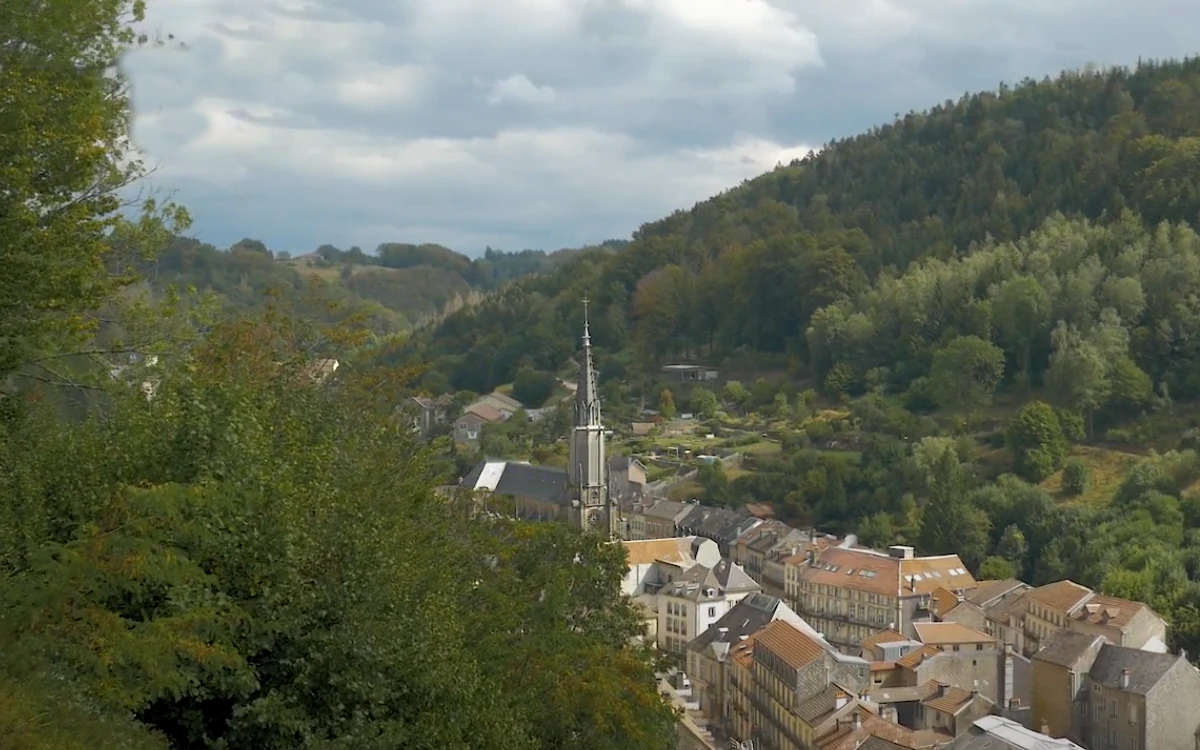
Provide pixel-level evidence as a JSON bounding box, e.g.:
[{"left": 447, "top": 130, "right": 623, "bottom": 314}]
[{"left": 568, "top": 298, "right": 618, "bottom": 536}]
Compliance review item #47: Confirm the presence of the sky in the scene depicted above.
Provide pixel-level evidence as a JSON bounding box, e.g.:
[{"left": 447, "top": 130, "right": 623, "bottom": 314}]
[{"left": 124, "top": 0, "right": 1200, "bottom": 257}]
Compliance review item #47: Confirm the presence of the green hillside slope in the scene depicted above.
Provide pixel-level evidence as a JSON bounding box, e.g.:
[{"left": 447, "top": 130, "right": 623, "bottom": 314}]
[
  {"left": 144, "top": 237, "right": 623, "bottom": 338},
  {"left": 399, "top": 57, "right": 1200, "bottom": 396}
]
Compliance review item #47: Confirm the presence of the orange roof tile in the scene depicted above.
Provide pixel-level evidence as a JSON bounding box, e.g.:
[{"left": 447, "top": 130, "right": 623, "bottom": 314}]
[
  {"left": 790, "top": 547, "right": 976, "bottom": 598},
  {"left": 1071, "top": 593, "right": 1149, "bottom": 630},
  {"left": 1027, "top": 580, "right": 1093, "bottom": 613},
  {"left": 754, "top": 619, "right": 827, "bottom": 670},
  {"left": 870, "top": 661, "right": 897, "bottom": 672},
  {"left": 929, "top": 586, "right": 960, "bottom": 616},
  {"left": 899, "top": 556, "right": 977, "bottom": 595},
  {"left": 922, "top": 684, "right": 974, "bottom": 714},
  {"left": 862, "top": 629, "right": 909, "bottom": 649},
  {"left": 620, "top": 538, "right": 694, "bottom": 566},
  {"left": 913, "top": 621, "right": 996, "bottom": 646},
  {"left": 730, "top": 634, "right": 757, "bottom": 668},
  {"left": 896, "top": 644, "right": 941, "bottom": 670}
]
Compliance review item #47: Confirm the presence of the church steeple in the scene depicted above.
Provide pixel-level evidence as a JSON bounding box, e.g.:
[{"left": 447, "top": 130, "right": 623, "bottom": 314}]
[{"left": 567, "top": 297, "right": 617, "bottom": 536}]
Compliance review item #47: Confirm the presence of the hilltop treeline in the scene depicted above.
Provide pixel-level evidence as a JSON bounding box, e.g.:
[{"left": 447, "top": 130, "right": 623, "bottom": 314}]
[{"left": 397, "top": 57, "right": 1200, "bottom": 402}]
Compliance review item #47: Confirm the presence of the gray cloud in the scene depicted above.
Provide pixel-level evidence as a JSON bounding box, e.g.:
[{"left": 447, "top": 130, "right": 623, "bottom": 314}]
[{"left": 124, "top": 0, "right": 1200, "bottom": 255}]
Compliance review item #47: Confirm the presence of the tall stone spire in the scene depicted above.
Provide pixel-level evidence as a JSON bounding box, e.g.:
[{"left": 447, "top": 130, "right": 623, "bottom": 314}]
[{"left": 568, "top": 297, "right": 617, "bottom": 536}]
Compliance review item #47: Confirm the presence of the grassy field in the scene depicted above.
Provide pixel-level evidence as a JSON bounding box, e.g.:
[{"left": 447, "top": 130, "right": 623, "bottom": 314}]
[{"left": 1040, "top": 445, "right": 1142, "bottom": 506}]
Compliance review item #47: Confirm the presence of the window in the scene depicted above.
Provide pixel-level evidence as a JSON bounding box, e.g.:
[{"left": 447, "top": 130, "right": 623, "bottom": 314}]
[{"left": 708, "top": 606, "right": 717, "bottom": 618}]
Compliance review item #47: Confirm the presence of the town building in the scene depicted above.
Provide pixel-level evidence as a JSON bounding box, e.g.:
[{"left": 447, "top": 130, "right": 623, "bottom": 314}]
[
  {"left": 1023, "top": 580, "right": 1167, "bottom": 656},
  {"left": 784, "top": 544, "right": 977, "bottom": 653},
  {"left": 1032, "top": 632, "right": 1200, "bottom": 750},
  {"left": 686, "top": 593, "right": 811, "bottom": 730},
  {"left": 408, "top": 393, "right": 453, "bottom": 435}
]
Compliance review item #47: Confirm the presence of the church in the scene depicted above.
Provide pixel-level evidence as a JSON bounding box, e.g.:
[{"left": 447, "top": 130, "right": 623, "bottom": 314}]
[{"left": 458, "top": 301, "right": 624, "bottom": 537}]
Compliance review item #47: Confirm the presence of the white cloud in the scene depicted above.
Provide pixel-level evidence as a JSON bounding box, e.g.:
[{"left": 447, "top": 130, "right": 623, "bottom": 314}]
[
  {"left": 487, "top": 75, "right": 556, "bottom": 105},
  {"left": 123, "top": 0, "right": 1200, "bottom": 254}
]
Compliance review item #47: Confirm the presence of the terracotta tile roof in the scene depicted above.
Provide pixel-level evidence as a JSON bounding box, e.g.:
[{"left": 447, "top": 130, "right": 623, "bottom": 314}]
[
  {"left": 730, "top": 635, "right": 756, "bottom": 668},
  {"left": 791, "top": 548, "right": 975, "bottom": 598},
  {"left": 922, "top": 684, "right": 973, "bottom": 714},
  {"left": 899, "top": 556, "right": 977, "bottom": 595},
  {"left": 1071, "top": 593, "right": 1148, "bottom": 630},
  {"left": 754, "top": 619, "right": 827, "bottom": 670},
  {"left": 869, "top": 661, "right": 897, "bottom": 672},
  {"left": 896, "top": 644, "right": 941, "bottom": 670},
  {"left": 862, "top": 629, "right": 909, "bottom": 650},
  {"left": 1027, "top": 580, "right": 1093, "bottom": 613},
  {"left": 780, "top": 536, "right": 838, "bottom": 565},
  {"left": 463, "top": 402, "right": 505, "bottom": 422},
  {"left": 929, "top": 586, "right": 960, "bottom": 616},
  {"left": 913, "top": 621, "right": 996, "bottom": 646},
  {"left": 621, "top": 538, "right": 695, "bottom": 566}
]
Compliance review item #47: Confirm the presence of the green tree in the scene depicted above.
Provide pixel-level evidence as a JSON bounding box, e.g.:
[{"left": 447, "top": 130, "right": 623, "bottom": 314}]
[
  {"left": 977, "top": 556, "right": 1017, "bottom": 580},
  {"left": 992, "top": 276, "right": 1051, "bottom": 387},
  {"left": 1045, "top": 322, "right": 1111, "bottom": 434},
  {"left": 657, "top": 388, "right": 677, "bottom": 419},
  {"left": 916, "top": 449, "right": 990, "bottom": 568},
  {"left": 513, "top": 366, "right": 556, "bottom": 406},
  {"left": 0, "top": 0, "right": 188, "bottom": 381},
  {"left": 928, "top": 335, "right": 1005, "bottom": 416},
  {"left": 697, "top": 462, "right": 732, "bottom": 506},
  {"left": 722, "top": 380, "right": 750, "bottom": 412},
  {"left": 995, "top": 524, "right": 1029, "bottom": 571},
  {"left": 1006, "top": 401, "right": 1069, "bottom": 482},
  {"left": 1062, "top": 459, "right": 1092, "bottom": 496},
  {"left": 690, "top": 387, "right": 719, "bottom": 419}
]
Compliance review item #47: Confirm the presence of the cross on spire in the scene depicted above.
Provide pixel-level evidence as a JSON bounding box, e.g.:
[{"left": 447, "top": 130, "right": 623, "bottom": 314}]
[{"left": 582, "top": 294, "right": 591, "bottom": 346}]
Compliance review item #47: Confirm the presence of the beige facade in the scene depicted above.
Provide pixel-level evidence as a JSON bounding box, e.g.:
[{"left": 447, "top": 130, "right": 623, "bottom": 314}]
[{"left": 784, "top": 545, "right": 976, "bottom": 653}]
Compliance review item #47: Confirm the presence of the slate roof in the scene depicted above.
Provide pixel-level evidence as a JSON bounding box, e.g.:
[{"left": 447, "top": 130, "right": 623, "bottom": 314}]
[
  {"left": 967, "top": 579, "right": 1030, "bottom": 607},
  {"left": 1031, "top": 629, "right": 1106, "bottom": 668},
  {"left": 677, "top": 504, "right": 757, "bottom": 542},
  {"left": 662, "top": 559, "right": 761, "bottom": 601},
  {"left": 688, "top": 593, "right": 782, "bottom": 654},
  {"left": 1088, "top": 643, "right": 1184, "bottom": 695},
  {"left": 643, "top": 499, "right": 689, "bottom": 520},
  {"left": 794, "top": 684, "right": 848, "bottom": 724},
  {"left": 462, "top": 460, "right": 567, "bottom": 505}
]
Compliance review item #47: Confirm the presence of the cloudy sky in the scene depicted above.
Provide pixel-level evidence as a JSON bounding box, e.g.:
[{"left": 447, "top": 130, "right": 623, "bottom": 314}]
[{"left": 125, "top": 0, "right": 1199, "bottom": 257}]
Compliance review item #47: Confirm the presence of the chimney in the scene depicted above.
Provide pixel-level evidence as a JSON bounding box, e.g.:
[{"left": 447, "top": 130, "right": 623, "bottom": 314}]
[
  {"left": 910, "top": 574, "right": 916, "bottom": 592},
  {"left": 937, "top": 683, "right": 947, "bottom": 697},
  {"left": 852, "top": 712, "right": 862, "bottom": 730},
  {"left": 1040, "top": 721, "right": 1050, "bottom": 735},
  {"left": 1008, "top": 698, "right": 1022, "bottom": 708},
  {"left": 1120, "top": 668, "right": 1130, "bottom": 689},
  {"left": 807, "top": 550, "right": 816, "bottom": 566}
]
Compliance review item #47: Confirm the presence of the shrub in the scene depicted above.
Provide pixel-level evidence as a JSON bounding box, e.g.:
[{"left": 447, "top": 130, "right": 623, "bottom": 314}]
[{"left": 1062, "top": 459, "right": 1091, "bottom": 496}]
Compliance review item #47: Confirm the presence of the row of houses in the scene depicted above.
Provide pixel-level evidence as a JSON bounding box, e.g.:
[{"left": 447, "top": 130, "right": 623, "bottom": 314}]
[{"left": 619, "top": 520, "right": 1199, "bottom": 749}]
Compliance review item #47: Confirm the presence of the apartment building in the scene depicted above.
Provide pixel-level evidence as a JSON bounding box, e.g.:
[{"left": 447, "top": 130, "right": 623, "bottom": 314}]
[
  {"left": 784, "top": 545, "right": 976, "bottom": 653},
  {"left": 1024, "top": 580, "right": 1167, "bottom": 656}
]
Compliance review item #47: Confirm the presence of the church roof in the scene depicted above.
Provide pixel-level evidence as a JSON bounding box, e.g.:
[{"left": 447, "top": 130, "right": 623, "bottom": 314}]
[{"left": 462, "top": 460, "right": 568, "bottom": 506}]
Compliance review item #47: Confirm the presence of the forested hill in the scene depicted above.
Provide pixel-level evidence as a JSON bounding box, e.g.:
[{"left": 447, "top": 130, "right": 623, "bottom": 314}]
[
  {"left": 394, "top": 56, "right": 1200, "bottom": 397},
  {"left": 145, "top": 237, "right": 623, "bottom": 337}
]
